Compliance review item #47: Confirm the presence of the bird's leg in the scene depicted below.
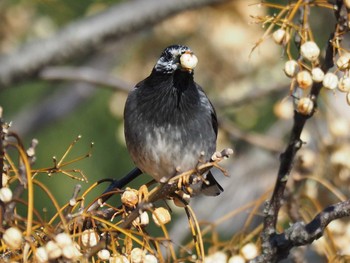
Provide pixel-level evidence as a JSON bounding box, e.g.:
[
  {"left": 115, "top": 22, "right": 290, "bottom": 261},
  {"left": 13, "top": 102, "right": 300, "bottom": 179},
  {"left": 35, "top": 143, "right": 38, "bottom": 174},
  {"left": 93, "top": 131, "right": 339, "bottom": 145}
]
[
  {"left": 194, "top": 154, "right": 210, "bottom": 185},
  {"left": 88, "top": 167, "right": 142, "bottom": 212}
]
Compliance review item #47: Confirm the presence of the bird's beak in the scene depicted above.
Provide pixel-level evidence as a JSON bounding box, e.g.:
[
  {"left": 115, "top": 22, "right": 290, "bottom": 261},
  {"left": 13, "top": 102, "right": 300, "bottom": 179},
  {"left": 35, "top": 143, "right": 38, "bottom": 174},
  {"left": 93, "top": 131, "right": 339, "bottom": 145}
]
[{"left": 179, "top": 51, "right": 198, "bottom": 72}]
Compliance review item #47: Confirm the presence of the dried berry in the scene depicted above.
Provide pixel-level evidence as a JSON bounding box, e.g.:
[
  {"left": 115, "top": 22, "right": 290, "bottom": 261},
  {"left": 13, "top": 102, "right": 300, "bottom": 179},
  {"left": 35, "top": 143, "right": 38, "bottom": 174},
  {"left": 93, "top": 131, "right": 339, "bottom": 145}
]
[
  {"left": 338, "top": 77, "right": 350, "bottom": 93},
  {"left": 336, "top": 53, "right": 350, "bottom": 71},
  {"left": 152, "top": 207, "right": 171, "bottom": 226},
  {"left": 297, "top": 70, "right": 313, "bottom": 89},
  {"left": 121, "top": 188, "right": 139, "bottom": 208},
  {"left": 323, "top": 72, "right": 338, "bottom": 90},
  {"left": 284, "top": 60, "right": 299, "bottom": 78},
  {"left": 180, "top": 53, "right": 198, "bottom": 70},
  {"left": 3, "top": 227, "right": 23, "bottom": 250},
  {"left": 297, "top": 97, "right": 314, "bottom": 115},
  {"left": 273, "top": 28, "right": 289, "bottom": 44},
  {"left": 300, "top": 41, "right": 320, "bottom": 62},
  {"left": 311, "top": 67, "right": 324, "bottom": 82}
]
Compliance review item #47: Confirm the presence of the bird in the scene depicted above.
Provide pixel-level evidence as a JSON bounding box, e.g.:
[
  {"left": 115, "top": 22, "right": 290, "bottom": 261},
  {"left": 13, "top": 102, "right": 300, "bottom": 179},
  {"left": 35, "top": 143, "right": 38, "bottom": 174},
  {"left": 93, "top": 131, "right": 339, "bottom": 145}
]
[{"left": 123, "top": 44, "right": 223, "bottom": 197}]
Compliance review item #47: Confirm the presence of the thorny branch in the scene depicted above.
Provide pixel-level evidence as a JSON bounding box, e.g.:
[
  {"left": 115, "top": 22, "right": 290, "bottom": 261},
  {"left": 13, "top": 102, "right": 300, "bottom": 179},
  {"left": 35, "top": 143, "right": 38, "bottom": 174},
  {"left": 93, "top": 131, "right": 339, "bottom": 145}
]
[{"left": 253, "top": 1, "right": 349, "bottom": 262}]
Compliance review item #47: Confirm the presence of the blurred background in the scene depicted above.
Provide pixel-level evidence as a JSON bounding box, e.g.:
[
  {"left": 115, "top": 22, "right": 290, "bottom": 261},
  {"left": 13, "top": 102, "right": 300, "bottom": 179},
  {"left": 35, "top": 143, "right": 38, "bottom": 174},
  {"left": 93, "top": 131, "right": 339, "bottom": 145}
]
[{"left": 1, "top": 1, "right": 349, "bottom": 260}]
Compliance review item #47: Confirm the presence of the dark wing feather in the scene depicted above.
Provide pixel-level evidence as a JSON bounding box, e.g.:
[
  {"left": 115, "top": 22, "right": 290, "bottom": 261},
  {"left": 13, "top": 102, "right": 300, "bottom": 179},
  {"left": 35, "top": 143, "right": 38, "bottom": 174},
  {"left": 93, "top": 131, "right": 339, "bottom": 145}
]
[
  {"left": 195, "top": 83, "right": 218, "bottom": 137},
  {"left": 201, "top": 171, "right": 223, "bottom": 196}
]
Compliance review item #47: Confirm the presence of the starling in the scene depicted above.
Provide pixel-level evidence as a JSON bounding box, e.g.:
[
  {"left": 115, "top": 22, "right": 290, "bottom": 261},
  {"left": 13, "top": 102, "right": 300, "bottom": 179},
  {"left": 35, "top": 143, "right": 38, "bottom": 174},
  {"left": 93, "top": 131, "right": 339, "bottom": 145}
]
[{"left": 124, "top": 45, "right": 223, "bottom": 196}]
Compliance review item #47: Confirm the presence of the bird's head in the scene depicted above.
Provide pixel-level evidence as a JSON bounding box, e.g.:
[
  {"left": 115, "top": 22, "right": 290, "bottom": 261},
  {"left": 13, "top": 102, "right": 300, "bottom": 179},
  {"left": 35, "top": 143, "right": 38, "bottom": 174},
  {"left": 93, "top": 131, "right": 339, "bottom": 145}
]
[{"left": 154, "top": 45, "right": 198, "bottom": 74}]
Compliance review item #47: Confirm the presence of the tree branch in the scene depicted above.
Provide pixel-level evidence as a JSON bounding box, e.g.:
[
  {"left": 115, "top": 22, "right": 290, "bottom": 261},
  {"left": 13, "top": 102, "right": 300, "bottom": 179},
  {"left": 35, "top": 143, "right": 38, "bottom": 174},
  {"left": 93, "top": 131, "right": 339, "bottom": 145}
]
[
  {"left": 272, "top": 199, "right": 350, "bottom": 261},
  {"left": 40, "top": 66, "right": 133, "bottom": 92},
  {"left": 0, "top": 0, "right": 229, "bottom": 89},
  {"left": 254, "top": 2, "right": 347, "bottom": 262}
]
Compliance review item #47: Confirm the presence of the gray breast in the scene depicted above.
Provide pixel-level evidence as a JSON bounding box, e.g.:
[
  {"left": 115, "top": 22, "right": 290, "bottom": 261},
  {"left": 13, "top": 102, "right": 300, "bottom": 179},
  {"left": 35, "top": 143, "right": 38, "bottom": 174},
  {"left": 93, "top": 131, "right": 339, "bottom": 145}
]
[{"left": 125, "top": 117, "right": 216, "bottom": 182}]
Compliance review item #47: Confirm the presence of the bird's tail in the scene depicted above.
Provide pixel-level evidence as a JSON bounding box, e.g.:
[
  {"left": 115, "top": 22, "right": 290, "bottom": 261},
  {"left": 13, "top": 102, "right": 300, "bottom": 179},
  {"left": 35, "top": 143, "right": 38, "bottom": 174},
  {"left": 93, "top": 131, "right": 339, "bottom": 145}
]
[{"left": 201, "top": 171, "right": 223, "bottom": 196}]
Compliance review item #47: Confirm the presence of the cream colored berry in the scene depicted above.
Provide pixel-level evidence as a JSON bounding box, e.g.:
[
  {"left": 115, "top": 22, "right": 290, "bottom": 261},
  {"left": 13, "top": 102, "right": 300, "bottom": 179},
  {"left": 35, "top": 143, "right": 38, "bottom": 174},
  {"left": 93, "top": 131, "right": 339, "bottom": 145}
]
[
  {"left": 152, "top": 207, "right": 171, "bottom": 226},
  {"left": 55, "top": 232, "right": 72, "bottom": 248},
  {"left": 121, "top": 188, "right": 138, "bottom": 208},
  {"left": 311, "top": 67, "right": 324, "bottom": 82},
  {"left": 272, "top": 28, "right": 289, "bottom": 45},
  {"left": 297, "top": 97, "right": 314, "bottom": 115},
  {"left": 228, "top": 255, "right": 245, "bottom": 263},
  {"left": 98, "top": 249, "right": 111, "bottom": 261},
  {"left": 62, "top": 244, "right": 80, "bottom": 259},
  {"left": 297, "top": 70, "right": 313, "bottom": 89},
  {"left": 336, "top": 53, "right": 350, "bottom": 70},
  {"left": 241, "top": 242, "right": 258, "bottom": 260},
  {"left": 284, "top": 60, "right": 299, "bottom": 78},
  {"left": 323, "top": 72, "right": 338, "bottom": 90},
  {"left": 0, "top": 187, "right": 13, "bottom": 203},
  {"left": 180, "top": 53, "right": 198, "bottom": 70},
  {"left": 35, "top": 246, "right": 49, "bottom": 263},
  {"left": 338, "top": 77, "right": 350, "bottom": 92},
  {"left": 81, "top": 229, "right": 99, "bottom": 247},
  {"left": 130, "top": 248, "right": 146, "bottom": 263},
  {"left": 133, "top": 211, "right": 149, "bottom": 226},
  {"left": 300, "top": 41, "right": 320, "bottom": 61},
  {"left": 109, "top": 255, "right": 130, "bottom": 263},
  {"left": 144, "top": 254, "right": 158, "bottom": 263},
  {"left": 46, "top": 240, "right": 62, "bottom": 259},
  {"left": 204, "top": 251, "right": 228, "bottom": 263},
  {"left": 3, "top": 227, "right": 23, "bottom": 250}
]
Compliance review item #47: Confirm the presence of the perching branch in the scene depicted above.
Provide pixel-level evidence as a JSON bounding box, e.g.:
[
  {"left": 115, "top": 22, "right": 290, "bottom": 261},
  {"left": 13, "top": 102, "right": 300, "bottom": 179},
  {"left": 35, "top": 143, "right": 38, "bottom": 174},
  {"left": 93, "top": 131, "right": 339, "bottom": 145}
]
[
  {"left": 0, "top": 0, "right": 229, "bottom": 89},
  {"left": 86, "top": 148, "right": 233, "bottom": 256}
]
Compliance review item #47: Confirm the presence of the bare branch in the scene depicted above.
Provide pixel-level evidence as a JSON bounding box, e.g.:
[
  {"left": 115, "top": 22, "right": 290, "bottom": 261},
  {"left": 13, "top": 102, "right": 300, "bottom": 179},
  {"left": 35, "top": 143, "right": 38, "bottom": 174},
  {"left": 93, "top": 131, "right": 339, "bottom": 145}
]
[
  {"left": 40, "top": 66, "right": 133, "bottom": 92},
  {"left": 11, "top": 52, "right": 117, "bottom": 136},
  {"left": 0, "top": 0, "right": 229, "bottom": 88},
  {"left": 252, "top": 199, "right": 350, "bottom": 262}
]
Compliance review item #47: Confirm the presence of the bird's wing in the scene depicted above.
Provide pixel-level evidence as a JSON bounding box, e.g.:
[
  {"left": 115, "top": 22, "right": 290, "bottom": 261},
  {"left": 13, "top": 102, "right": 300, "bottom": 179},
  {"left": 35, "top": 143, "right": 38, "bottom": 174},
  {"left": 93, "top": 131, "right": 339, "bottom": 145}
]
[{"left": 196, "top": 83, "right": 218, "bottom": 137}]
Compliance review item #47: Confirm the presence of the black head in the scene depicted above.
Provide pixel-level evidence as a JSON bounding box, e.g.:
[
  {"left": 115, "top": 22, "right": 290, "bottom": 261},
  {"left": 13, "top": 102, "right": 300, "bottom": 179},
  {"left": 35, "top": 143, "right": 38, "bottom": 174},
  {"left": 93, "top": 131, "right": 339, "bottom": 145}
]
[{"left": 154, "top": 45, "right": 198, "bottom": 74}]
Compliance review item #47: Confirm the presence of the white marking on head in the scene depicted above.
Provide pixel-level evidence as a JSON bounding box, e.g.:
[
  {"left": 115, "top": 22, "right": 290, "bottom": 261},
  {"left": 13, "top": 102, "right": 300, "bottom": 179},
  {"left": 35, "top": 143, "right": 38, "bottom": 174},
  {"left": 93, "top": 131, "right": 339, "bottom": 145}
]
[{"left": 154, "top": 45, "right": 192, "bottom": 73}]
